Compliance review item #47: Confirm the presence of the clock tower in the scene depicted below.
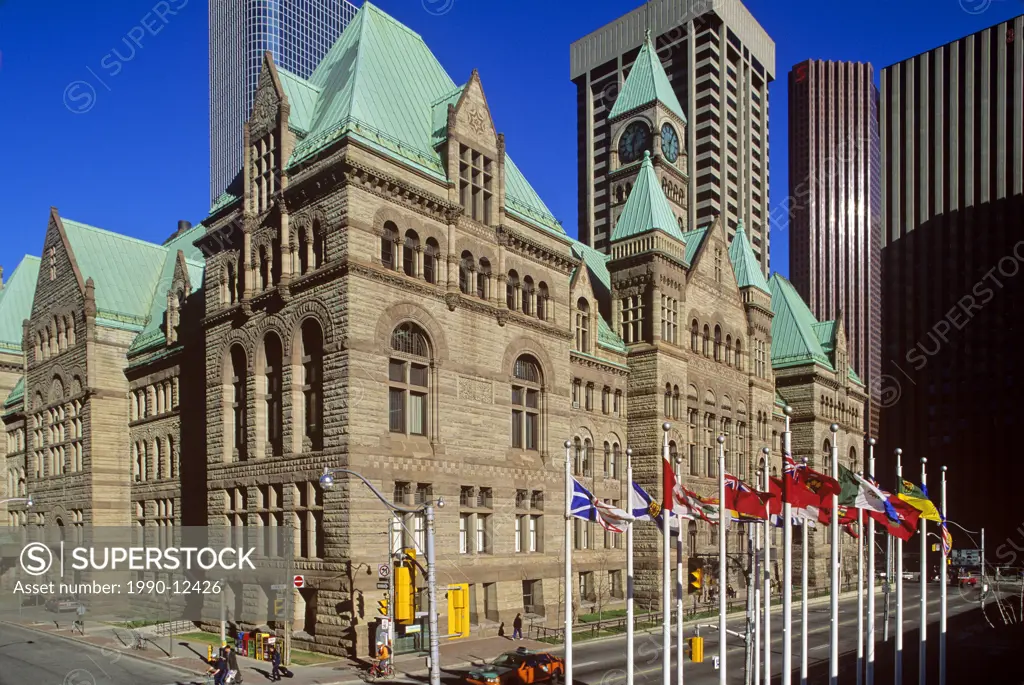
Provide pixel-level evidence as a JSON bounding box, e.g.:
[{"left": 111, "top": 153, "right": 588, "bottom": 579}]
[{"left": 607, "top": 31, "right": 689, "bottom": 236}]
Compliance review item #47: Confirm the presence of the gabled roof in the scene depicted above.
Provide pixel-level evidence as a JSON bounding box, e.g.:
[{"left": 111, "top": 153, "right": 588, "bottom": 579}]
[
  {"left": 570, "top": 240, "right": 625, "bottom": 355},
  {"left": 3, "top": 376, "right": 24, "bottom": 412},
  {"left": 811, "top": 320, "right": 837, "bottom": 353},
  {"left": 128, "top": 223, "right": 206, "bottom": 355},
  {"left": 610, "top": 151, "right": 685, "bottom": 242},
  {"left": 608, "top": 33, "right": 686, "bottom": 123},
  {"left": 768, "top": 273, "right": 833, "bottom": 370},
  {"left": 61, "top": 219, "right": 167, "bottom": 330},
  {"left": 0, "top": 255, "right": 40, "bottom": 353},
  {"left": 679, "top": 226, "right": 709, "bottom": 267},
  {"left": 265, "top": 2, "right": 562, "bottom": 237},
  {"left": 277, "top": 66, "right": 322, "bottom": 135},
  {"left": 728, "top": 221, "right": 770, "bottom": 294}
]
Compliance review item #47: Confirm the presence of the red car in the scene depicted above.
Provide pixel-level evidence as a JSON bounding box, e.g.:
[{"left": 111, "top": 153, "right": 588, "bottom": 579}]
[{"left": 958, "top": 573, "right": 978, "bottom": 588}]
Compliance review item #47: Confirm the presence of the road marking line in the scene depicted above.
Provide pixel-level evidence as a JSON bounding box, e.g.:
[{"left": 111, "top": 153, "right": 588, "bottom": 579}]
[{"left": 574, "top": 660, "right": 599, "bottom": 667}]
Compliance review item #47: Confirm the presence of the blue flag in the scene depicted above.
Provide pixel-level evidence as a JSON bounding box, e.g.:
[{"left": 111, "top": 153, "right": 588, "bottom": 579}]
[
  {"left": 570, "top": 478, "right": 631, "bottom": 532},
  {"left": 630, "top": 481, "right": 664, "bottom": 524}
]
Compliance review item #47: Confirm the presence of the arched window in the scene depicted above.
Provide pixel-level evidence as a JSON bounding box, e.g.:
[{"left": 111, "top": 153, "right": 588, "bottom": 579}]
[
  {"left": 459, "top": 251, "right": 474, "bottom": 294},
  {"left": 403, "top": 230, "right": 420, "bottom": 277},
  {"left": 669, "top": 440, "right": 678, "bottom": 470},
  {"left": 664, "top": 383, "right": 672, "bottom": 417},
  {"left": 603, "top": 441, "right": 611, "bottom": 476},
  {"left": 702, "top": 325, "right": 710, "bottom": 356},
  {"left": 298, "top": 226, "right": 310, "bottom": 275},
  {"left": 575, "top": 298, "right": 590, "bottom": 353},
  {"left": 849, "top": 446, "right": 858, "bottom": 474},
  {"left": 822, "top": 439, "right": 832, "bottom": 474},
  {"left": 390, "top": 323, "right": 430, "bottom": 437},
  {"left": 506, "top": 270, "right": 520, "bottom": 310},
  {"left": 612, "top": 442, "right": 621, "bottom": 479},
  {"left": 258, "top": 245, "right": 270, "bottom": 291},
  {"left": 312, "top": 220, "right": 326, "bottom": 269},
  {"left": 264, "top": 332, "right": 284, "bottom": 456},
  {"left": 714, "top": 325, "right": 722, "bottom": 361},
  {"left": 522, "top": 276, "right": 535, "bottom": 315},
  {"left": 300, "top": 319, "right": 324, "bottom": 451},
  {"left": 536, "top": 282, "right": 549, "bottom": 320},
  {"left": 477, "top": 258, "right": 491, "bottom": 300},
  {"left": 381, "top": 222, "right": 399, "bottom": 269},
  {"left": 583, "top": 438, "right": 592, "bottom": 477},
  {"left": 423, "top": 238, "right": 440, "bottom": 284},
  {"left": 153, "top": 438, "right": 163, "bottom": 480},
  {"left": 726, "top": 335, "right": 733, "bottom": 365},
  {"left": 691, "top": 320, "right": 699, "bottom": 352},
  {"left": 672, "top": 385, "right": 680, "bottom": 420},
  {"left": 511, "top": 355, "right": 542, "bottom": 451},
  {"left": 226, "top": 261, "right": 237, "bottom": 304},
  {"left": 573, "top": 437, "right": 583, "bottom": 476},
  {"left": 228, "top": 344, "right": 248, "bottom": 461},
  {"left": 735, "top": 339, "right": 742, "bottom": 370}
]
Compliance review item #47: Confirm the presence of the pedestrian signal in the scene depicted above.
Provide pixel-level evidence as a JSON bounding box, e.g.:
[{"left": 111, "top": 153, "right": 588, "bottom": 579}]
[{"left": 377, "top": 598, "right": 389, "bottom": 616}]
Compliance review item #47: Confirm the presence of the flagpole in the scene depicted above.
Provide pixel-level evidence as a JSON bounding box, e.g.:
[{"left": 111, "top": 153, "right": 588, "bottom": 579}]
[
  {"left": 717, "top": 433, "right": 727, "bottom": 685},
  {"left": 895, "top": 448, "right": 904, "bottom": 685},
  {"left": 800, "top": 458, "right": 809, "bottom": 685},
  {"left": 829, "top": 422, "right": 839, "bottom": 685},
  {"left": 782, "top": 406, "right": 793, "bottom": 685},
  {"left": 563, "top": 439, "right": 574, "bottom": 685},
  {"left": 676, "top": 450, "right": 685, "bottom": 685},
  {"left": 939, "top": 465, "right": 947, "bottom": 685},
  {"left": 857, "top": 482, "right": 865, "bottom": 685},
  {"left": 867, "top": 437, "right": 877, "bottom": 685},
  {"left": 626, "top": 447, "right": 635, "bottom": 685},
  {"left": 762, "top": 447, "right": 772, "bottom": 684},
  {"left": 918, "top": 457, "right": 927, "bottom": 685},
  {"left": 754, "top": 503, "right": 761, "bottom": 685},
  {"left": 663, "top": 423, "right": 672, "bottom": 685}
]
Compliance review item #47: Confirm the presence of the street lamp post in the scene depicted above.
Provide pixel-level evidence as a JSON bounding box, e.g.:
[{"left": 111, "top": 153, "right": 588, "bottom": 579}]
[
  {"left": 319, "top": 467, "right": 444, "bottom": 685},
  {"left": 829, "top": 423, "right": 839, "bottom": 685},
  {"left": 761, "top": 446, "right": 771, "bottom": 685}
]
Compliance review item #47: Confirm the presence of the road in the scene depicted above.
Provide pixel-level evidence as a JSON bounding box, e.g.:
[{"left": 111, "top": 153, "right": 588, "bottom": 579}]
[{"left": 0, "top": 623, "right": 195, "bottom": 685}]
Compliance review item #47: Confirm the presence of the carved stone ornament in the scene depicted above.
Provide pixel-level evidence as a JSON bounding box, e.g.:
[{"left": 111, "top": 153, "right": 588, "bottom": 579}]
[
  {"left": 467, "top": 107, "right": 487, "bottom": 135},
  {"left": 252, "top": 86, "right": 278, "bottom": 128},
  {"left": 495, "top": 310, "right": 509, "bottom": 327},
  {"left": 444, "top": 293, "right": 461, "bottom": 312}
]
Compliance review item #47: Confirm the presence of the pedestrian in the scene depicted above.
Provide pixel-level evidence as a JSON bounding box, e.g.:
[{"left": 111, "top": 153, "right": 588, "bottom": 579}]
[
  {"left": 512, "top": 613, "right": 523, "bottom": 641},
  {"left": 208, "top": 650, "right": 228, "bottom": 685},
  {"left": 224, "top": 643, "right": 242, "bottom": 683},
  {"left": 270, "top": 645, "right": 282, "bottom": 682}
]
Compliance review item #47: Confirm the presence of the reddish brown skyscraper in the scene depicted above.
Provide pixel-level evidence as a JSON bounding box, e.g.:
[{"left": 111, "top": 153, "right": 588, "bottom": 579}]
[{"left": 788, "top": 59, "right": 882, "bottom": 437}]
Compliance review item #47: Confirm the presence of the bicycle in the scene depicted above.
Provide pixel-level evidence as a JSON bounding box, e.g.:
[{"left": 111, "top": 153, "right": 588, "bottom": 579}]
[{"left": 360, "top": 659, "right": 395, "bottom": 682}]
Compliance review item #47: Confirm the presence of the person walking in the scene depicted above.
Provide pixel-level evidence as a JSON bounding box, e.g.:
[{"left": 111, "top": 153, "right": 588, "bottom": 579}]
[
  {"left": 208, "top": 650, "right": 228, "bottom": 685},
  {"left": 270, "top": 645, "right": 282, "bottom": 682},
  {"left": 224, "top": 643, "right": 242, "bottom": 683},
  {"left": 512, "top": 613, "right": 523, "bottom": 641}
]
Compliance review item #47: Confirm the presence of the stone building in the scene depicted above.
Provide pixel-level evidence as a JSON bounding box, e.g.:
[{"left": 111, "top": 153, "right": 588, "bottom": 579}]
[{"left": 0, "top": 2, "right": 864, "bottom": 657}]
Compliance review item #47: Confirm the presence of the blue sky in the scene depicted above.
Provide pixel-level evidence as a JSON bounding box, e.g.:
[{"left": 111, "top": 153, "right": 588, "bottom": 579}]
[{"left": 0, "top": 0, "right": 1020, "bottom": 280}]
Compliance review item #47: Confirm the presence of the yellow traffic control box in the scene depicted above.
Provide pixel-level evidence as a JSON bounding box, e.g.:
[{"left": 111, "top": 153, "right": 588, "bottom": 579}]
[{"left": 689, "top": 636, "right": 704, "bottom": 663}]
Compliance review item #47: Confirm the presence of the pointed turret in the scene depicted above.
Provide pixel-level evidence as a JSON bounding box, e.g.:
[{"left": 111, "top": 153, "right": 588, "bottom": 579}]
[
  {"left": 728, "top": 220, "right": 770, "bottom": 294},
  {"left": 609, "top": 31, "right": 686, "bottom": 123},
  {"left": 611, "top": 151, "right": 685, "bottom": 243}
]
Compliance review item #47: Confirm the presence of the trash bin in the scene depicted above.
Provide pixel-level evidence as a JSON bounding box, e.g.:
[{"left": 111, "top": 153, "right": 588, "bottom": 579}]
[{"left": 689, "top": 636, "right": 704, "bottom": 663}]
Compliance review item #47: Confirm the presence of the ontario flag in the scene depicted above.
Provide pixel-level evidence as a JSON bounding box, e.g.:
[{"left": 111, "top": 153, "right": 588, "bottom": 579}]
[{"left": 724, "top": 473, "right": 775, "bottom": 519}]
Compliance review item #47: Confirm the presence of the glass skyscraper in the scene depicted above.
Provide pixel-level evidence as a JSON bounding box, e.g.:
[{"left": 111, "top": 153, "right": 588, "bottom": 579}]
[{"left": 209, "top": 0, "right": 359, "bottom": 204}]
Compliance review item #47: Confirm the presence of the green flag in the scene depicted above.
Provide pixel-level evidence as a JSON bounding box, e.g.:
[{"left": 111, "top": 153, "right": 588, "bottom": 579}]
[{"left": 897, "top": 478, "right": 941, "bottom": 522}]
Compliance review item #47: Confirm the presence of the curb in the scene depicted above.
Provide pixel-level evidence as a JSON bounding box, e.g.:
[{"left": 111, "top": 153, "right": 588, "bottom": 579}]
[{"left": 2, "top": 621, "right": 208, "bottom": 678}]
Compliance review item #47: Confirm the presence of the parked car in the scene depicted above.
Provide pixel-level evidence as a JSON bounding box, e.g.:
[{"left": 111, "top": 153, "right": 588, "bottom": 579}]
[
  {"left": 45, "top": 595, "right": 83, "bottom": 613},
  {"left": 958, "top": 573, "right": 979, "bottom": 588},
  {"left": 464, "top": 648, "right": 565, "bottom": 685}
]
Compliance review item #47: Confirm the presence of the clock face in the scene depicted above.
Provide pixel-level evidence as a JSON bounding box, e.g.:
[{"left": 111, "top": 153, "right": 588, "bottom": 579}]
[
  {"left": 618, "top": 121, "right": 651, "bottom": 164},
  {"left": 661, "top": 123, "right": 680, "bottom": 163}
]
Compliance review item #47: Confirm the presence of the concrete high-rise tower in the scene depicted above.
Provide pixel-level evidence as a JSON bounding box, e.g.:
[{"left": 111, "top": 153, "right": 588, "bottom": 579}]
[
  {"left": 209, "top": 0, "right": 359, "bottom": 204},
  {"left": 788, "top": 60, "right": 882, "bottom": 436},
  {"left": 570, "top": 0, "right": 774, "bottom": 271}
]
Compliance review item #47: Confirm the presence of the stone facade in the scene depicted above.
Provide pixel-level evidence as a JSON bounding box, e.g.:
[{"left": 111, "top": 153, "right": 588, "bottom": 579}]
[{"left": 0, "top": 3, "right": 865, "bottom": 658}]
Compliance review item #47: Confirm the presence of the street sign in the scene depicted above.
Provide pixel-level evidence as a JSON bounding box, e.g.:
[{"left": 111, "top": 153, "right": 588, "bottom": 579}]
[
  {"left": 293, "top": 575, "right": 305, "bottom": 589},
  {"left": 376, "top": 581, "right": 389, "bottom": 590},
  {"left": 380, "top": 618, "right": 390, "bottom": 633},
  {"left": 378, "top": 564, "right": 391, "bottom": 579},
  {"left": 951, "top": 549, "right": 982, "bottom": 566},
  {"left": 271, "top": 584, "right": 288, "bottom": 590},
  {"left": 403, "top": 623, "right": 422, "bottom": 634}
]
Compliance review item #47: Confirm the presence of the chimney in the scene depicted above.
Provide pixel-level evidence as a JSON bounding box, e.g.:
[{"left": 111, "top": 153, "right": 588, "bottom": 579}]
[{"left": 177, "top": 220, "right": 192, "bottom": 235}]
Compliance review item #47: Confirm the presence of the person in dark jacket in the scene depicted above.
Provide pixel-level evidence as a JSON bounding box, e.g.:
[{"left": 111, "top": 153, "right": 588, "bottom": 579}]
[
  {"left": 224, "top": 643, "right": 242, "bottom": 683},
  {"left": 512, "top": 613, "right": 523, "bottom": 640},
  {"left": 208, "top": 652, "right": 228, "bottom": 685},
  {"left": 270, "top": 645, "right": 282, "bottom": 682}
]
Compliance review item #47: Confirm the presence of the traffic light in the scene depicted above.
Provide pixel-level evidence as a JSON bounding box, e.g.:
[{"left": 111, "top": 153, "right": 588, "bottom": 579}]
[
  {"left": 688, "top": 558, "right": 704, "bottom": 594},
  {"left": 377, "top": 597, "right": 389, "bottom": 616},
  {"left": 446, "top": 583, "right": 470, "bottom": 639},
  {"left": 395, "top": 565, "right": 414, "bottom": 623}
]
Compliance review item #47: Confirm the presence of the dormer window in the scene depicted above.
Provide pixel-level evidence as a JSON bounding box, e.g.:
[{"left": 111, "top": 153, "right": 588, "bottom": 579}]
[
  {"left": 253, "top": 132, "right": 276, "bottom": 212},
  {"left": 459, "top": 145, "right": 493, "bottom": 224}
]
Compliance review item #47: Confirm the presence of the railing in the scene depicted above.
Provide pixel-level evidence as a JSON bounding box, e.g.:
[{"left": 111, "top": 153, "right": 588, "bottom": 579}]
[{"left": 153, "top": 620, "right": 195, "bottom": 636}]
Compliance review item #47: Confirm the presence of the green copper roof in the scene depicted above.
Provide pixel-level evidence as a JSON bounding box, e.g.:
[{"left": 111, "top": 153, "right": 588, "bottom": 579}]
[
  {"left": 680, "top": 226, "right": 709, "bottom": 267},
  {"left": 848, "top": 367, "right": 864, "bottom": 386},
  {"left": 62, "top": 219, "right": 167, "bottom": 330},
  {"left": 278, "top": 66, "right": 322, "bottom": 135},
  {"left": 0, "top": 255, "right": 40, "bottom": 352},
  {"left": 280, "top": 2, "right": 562, "bottom": 236},
  {"left": 597, "top": 317, "right": 628, "bottom": 355},
  {"left": 728, "top": 221, "right": 770, "bottom": 294},
  {"left": 774, "top": 389, "right": 788, "bottom": 408},
  {"left": 569, "top": 241, "right": 624, "bottom": 354},
  {"left": 608, "top": 34, "right": 686, "bottom": 123},
  {"left": 128, "top": 224, "right": 206, "bottom": 355},
  {"left": 3, "top": 377, "right": 24, "bottom": 410},
  {"left": 811, "top": 320, "right": 837, "bottom": 353},
  {"left": 610, "top": 152, "right": 685, "bottom": 242},
  {"left": 210, "top": 190, "right": 241, "bottom": 214},
  {"left": 768, "top": 273, "right": 833, "bottom": 369}
]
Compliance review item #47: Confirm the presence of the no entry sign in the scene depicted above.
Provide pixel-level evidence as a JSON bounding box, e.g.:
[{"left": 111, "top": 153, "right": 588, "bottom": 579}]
[{"left": 293, "top": 575, "right": 305, "bottom": 589}]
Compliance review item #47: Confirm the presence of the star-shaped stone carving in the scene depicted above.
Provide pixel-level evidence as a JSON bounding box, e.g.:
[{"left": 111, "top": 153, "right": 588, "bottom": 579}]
[{"left": 467, "top": 108, "right": 486, "bottom": 135}]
